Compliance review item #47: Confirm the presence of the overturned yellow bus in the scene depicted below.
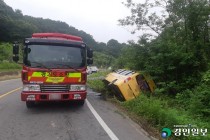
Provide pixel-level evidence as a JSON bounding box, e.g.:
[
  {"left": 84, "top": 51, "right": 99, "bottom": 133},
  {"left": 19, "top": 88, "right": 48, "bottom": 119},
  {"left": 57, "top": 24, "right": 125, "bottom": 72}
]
[{"left": 103, "top": 69, "right": 156, "bottom": 101}]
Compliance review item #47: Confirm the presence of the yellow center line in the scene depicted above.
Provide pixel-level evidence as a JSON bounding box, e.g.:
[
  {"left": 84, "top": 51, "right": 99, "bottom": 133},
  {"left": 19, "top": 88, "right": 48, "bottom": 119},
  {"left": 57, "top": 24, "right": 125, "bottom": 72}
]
[{"left": 0, "top": 87, "right": 22, "bottom": 99}]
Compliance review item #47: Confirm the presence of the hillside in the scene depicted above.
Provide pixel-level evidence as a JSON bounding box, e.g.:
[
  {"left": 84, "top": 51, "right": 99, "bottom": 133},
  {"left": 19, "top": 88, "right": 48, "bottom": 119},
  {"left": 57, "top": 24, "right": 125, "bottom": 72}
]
[
  {"left": 0, "top": 0, "right": 127, "bottom": 67},
  {"left": 0, "top": 0, "right": 97, "bottom": 46}
]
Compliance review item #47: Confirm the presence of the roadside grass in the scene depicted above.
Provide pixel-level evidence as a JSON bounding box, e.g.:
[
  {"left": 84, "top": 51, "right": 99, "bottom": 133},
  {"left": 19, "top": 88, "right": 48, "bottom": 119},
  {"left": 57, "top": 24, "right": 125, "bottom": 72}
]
[
  {"left": 122, "top": 94, "right": 210, "bottom": 140},
  {"left": 87, "top": 71, "right": 110, "bottom": 92},
  {"left": 0, "top": 61, "right": 21, "bottom": 70},
  {"left": 0, "top": 69, "right": 21, "bottom": 72},
  {"left": 87, "top": 77, "right": 106, "bottom": 92},
  {"left": 0, "top": 73, "right": 21, "bottom": 81},
  {"left": 88, "top": 71, "right": 110, "bottom": 78},
  {"left": 0, "top": 62, "right": 21, "bottom": 81},
  {"left": 87, "top": 71, "right": 210, "bottom": 140}
]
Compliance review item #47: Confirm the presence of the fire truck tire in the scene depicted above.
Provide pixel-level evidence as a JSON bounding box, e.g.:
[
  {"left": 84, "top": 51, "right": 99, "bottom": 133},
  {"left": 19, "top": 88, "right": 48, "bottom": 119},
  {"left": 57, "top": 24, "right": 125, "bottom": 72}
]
[
  {"left": 77, "top": 100, "right": 85, "bottom": 106},
  {"left": 26, "top": 101, "right": 35, "bottom": 108}
]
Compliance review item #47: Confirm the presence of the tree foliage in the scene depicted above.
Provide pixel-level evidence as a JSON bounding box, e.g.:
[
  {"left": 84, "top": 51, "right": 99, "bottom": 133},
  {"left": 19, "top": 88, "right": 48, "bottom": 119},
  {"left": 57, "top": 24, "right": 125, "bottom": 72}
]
[
  {"left": 0, "top": 0, "right": 127, "bottom": 68},
  {"left": 118, "top": 0, "right": 210, "bottom": 92},
  {"left": 118, "top": 0, "right": 210, "bottom": 121},
  {"left": 93, "top": 52, "right": 115, "bottom": 68},
  {"left": 0, "top": 42, "right": 11, "bottom": 61}
]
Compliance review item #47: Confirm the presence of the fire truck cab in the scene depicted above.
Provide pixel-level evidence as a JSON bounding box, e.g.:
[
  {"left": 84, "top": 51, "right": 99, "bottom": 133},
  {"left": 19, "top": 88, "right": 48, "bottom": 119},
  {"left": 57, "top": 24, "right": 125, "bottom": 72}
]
[{"left": 13, "top": 33, "right": 93, "bottom": 108}]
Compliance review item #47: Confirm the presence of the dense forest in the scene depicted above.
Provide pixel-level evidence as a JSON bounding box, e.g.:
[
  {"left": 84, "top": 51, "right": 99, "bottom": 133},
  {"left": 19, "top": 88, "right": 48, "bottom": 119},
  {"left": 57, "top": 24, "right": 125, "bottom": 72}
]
[
  {"left": 0, "top": 0, "right": 126, "bottom": 68},
  {"left": 118, "top": 0, "right": 210, "bottom": 96}
]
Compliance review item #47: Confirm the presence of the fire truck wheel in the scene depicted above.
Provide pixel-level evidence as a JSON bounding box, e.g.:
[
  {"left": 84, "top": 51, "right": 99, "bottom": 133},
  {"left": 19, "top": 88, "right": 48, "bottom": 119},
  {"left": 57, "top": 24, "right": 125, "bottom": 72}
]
[
  {"left": 26, "top": 101, "right": 35, "bottom": 108},
  {"left": 77, "top": 100, "right": 85, "bottom": 106}
]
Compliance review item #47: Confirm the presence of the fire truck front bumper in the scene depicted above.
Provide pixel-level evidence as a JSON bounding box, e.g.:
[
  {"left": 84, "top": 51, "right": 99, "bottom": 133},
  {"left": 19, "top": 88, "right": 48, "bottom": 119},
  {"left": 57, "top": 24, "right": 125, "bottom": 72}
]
[{"left": 21, "top": 91, "right": 87, "bottom": 101}]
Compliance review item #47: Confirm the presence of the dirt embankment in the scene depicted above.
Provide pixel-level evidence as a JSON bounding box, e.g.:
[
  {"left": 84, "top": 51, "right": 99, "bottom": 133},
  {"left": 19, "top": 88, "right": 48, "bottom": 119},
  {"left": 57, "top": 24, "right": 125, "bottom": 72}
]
[{"left": 0, "top": 71, "right": 21, "bottom": 81}]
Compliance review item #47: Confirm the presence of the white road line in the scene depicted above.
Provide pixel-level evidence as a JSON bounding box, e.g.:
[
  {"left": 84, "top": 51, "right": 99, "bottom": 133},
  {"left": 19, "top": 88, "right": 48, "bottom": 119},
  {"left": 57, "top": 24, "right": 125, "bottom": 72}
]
[{"left": 86, "top": 99, "right": 119, "bottom": 140}]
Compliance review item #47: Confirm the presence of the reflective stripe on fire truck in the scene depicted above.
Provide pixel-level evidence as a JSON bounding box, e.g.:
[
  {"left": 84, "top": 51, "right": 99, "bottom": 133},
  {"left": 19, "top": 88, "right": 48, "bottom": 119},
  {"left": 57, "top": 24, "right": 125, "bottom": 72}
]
[
  {"left": 67, "top": 73, "right": 81, "bottom": 82},
  {"left": 46, "top": 77, "right": 65, "bottom": 83},
  {"left": 28, "top": 72, "right": 81, "bottom": 83}
]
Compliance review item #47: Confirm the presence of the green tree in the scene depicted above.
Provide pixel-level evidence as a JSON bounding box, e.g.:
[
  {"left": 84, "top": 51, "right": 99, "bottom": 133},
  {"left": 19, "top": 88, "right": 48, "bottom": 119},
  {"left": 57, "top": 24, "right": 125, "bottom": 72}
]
[
  {"left": 0, "top": 0, "right": 125, "bottom": 69},
  {"left": 118, "top": 0, "right": 210, "bottom": 93},
  {"left": 93, "top": 52, "right": 115, "bottom": 68},
  {"left": 0, "top": 43, "right": 12, "bottom": 62}
]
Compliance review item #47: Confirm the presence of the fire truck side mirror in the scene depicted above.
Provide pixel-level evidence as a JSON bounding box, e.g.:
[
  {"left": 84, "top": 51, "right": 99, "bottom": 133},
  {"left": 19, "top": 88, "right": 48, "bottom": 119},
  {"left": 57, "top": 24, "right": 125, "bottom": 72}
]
[
  {"left": 87, "top": 58, "right": 93, "bottom": 65},
  {"left": 87, "top": 48, "right": 93, "bottom": 58},
  {"left": 13, "top": 42, "right": 19, "bottom": 62}
]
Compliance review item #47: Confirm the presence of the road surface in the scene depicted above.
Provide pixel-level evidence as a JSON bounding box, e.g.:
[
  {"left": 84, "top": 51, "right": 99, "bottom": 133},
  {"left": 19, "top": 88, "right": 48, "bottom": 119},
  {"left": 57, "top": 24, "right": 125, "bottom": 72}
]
[{"left": 0, "top": 78, "right": 154, "bottom": 140}]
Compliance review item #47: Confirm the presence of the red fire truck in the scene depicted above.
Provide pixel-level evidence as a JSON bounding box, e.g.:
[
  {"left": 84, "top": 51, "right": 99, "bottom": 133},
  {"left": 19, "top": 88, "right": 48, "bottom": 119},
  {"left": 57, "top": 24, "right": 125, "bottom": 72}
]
[{"left": 13, "top": 33, "right": 93, "bottom": 108}]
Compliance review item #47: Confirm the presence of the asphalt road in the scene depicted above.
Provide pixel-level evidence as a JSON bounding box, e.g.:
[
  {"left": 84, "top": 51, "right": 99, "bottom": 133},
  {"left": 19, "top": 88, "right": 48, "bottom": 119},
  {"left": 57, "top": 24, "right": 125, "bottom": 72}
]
[{"left": 0, "top": 78, "right": 154, "bottom": 140}]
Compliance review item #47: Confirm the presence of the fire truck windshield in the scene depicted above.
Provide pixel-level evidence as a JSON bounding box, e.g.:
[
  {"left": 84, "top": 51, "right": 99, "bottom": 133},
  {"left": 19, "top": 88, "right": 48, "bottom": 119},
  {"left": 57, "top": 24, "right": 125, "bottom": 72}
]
[{"left": 24, "top": 44, "right": 86, "bottom": 69}]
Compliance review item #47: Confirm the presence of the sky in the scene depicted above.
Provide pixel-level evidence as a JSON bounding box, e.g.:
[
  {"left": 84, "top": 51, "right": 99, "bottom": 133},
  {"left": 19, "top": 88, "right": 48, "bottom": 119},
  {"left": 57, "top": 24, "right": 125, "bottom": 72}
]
[{"left": 3, "top": 0, "right": 140, "bottom": 43}]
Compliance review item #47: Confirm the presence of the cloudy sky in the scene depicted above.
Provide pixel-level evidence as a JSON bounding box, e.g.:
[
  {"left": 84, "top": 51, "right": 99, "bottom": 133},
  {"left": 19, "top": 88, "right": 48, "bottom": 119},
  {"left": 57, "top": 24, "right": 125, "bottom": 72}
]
[{"left": 3, "top": 0, "right": 140, "bottom": 43}]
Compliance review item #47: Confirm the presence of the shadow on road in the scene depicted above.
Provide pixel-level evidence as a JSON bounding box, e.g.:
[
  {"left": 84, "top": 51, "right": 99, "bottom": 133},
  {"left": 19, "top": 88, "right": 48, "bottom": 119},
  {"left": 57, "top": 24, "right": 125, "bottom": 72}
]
[{"left": 23, "top": 101, "right": 85, "bottom": 114}]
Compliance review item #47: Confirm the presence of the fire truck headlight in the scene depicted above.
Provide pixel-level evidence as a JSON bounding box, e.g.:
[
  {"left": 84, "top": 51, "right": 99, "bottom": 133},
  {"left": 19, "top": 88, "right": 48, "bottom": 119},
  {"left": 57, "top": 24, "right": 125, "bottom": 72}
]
[
  {"left": 23, "top": 84, "right": 40, "bottom": 91},
  {"left": 70, "top": 85, "right": 86, "bottom": 91}
]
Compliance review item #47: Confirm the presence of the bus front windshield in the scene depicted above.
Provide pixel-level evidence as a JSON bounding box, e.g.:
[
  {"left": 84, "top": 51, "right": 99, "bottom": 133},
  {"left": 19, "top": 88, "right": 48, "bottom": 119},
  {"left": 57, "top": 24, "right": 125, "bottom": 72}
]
[{"left": 24, "top": 45, "right": 86, "bottom": 69}]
